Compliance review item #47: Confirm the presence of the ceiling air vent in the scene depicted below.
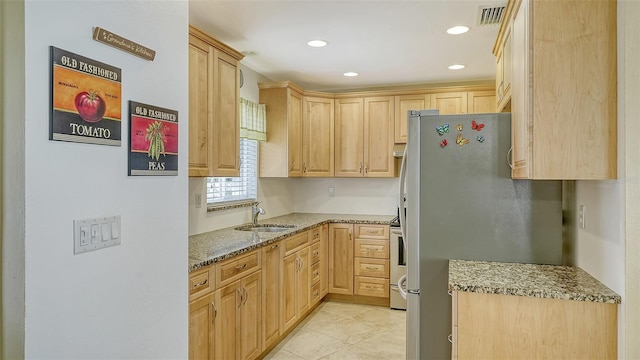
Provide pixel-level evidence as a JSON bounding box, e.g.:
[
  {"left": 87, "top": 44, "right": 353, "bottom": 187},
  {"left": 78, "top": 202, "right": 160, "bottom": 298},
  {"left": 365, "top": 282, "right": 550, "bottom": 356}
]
[{"left": 477, "top": 4, "right": 507, "bottom": 26}]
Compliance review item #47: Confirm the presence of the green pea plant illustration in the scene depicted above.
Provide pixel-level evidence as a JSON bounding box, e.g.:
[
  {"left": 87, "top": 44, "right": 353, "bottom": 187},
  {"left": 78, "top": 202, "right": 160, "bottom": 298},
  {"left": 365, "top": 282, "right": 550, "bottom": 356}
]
[{"left": 145, "top": 121, "right": 166, "bottom": 161}]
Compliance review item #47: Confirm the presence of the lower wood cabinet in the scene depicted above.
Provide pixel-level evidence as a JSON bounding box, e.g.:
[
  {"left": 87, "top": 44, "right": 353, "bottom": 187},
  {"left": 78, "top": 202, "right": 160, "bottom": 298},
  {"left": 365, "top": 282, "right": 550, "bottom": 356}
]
[
  {"left": 319, "top": 224, "right": 329, "bottom": 298},
  {"left": 281, "top": 247, "right": 310, "bottom": 332},
  {"left": 452, "top": 291, "right": 617, "bottom": 359},
  {"left": 216, "top": 271, "right": 262, "bottom": 360},
  {"left": 328, "top": 223, "right": 354, "bottom": 295},
  {"left": 261, "top": 242, "right": 281, "bottom": 350},
  {"left": 189, "top": 292, "right": 216, "bottom": 360}
]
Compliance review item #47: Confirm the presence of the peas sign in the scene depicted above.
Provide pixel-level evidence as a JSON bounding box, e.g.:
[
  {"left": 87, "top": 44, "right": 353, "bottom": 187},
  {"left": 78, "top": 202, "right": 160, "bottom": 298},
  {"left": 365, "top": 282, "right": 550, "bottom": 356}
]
[
  {"left": 49, "top": 46, "right": 122, "bottom": 146},
  {"left": 128, "top": 101, "right": 178, "bottom": 176}
]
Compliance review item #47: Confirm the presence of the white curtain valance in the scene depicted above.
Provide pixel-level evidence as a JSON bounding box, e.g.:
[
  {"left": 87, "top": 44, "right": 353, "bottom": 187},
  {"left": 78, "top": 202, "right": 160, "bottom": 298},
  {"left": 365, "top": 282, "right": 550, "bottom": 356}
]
[{"left": 240, "top": 98, "right": 267, "bottom": 141}]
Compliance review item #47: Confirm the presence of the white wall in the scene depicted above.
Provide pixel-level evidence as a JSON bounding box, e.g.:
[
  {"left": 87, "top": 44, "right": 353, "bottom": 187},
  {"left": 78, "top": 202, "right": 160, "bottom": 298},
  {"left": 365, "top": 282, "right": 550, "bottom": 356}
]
[
  {"left": 188, "top": 65, "right": 296, "bottom": 235},
  {"left": 1, "top": 0, "right": 26, "bottom": 358},
  {"left": 22, "top": 1, "right": 189, "bottom": 358},
  {"left": 293, "top": 177, "right": 398, "bottom": 215},
  {"left": 574, "top": 2, "right": 640, "bottom": 357}
]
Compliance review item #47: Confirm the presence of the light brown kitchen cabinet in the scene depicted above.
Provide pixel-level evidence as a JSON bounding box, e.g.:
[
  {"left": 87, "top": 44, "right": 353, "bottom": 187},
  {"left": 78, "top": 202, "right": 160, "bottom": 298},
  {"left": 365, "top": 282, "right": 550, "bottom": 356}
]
[
  {"left": 328, "top": 223, "right": 354, "bottom": 295},
  {"left": 189, "top": 292, "right": 216, "bottom": 360},
  {"left": 261, "top": 242, "right": 281, "bottom": 351},
  {"left": 452, "top": 290, "right": 617, "bottom": 359},
  {"left": 281, "top": 247, "right": 310, "bottom": 332},
  {"left": 258, "top": 82, "right": 304, "bottom": 177},
  {"left": 507, "top": 0, "right": 617, "bottom": 179},
  {"left": 394, "top": 94, "right": 430, "bottom": 143},
  {"left": 335, "top": 97, "right": 395, "bottom": 177},
  {"left": 430, "top": 92, "right": 467, "bottom": 115},
  {"left": 302, "top": 96, "right": 334, "bottom": 177},
  {"left": 188, "top": 26, "right": 243, "bottom": 177},
  {"left": 494, "top": 18, "right": 512, "bottom": 112},
  {"left": 319, "top": 224, "right": 329, "bottom": 298},
  {"left": 353, "top": 224, "right": 390, "bottom": 298},
  {"left": 467, "top": 91, "right": 497, "bottom": 114},
  {"left": 216, "top": 271, "right": 262, "bottom": 360}
]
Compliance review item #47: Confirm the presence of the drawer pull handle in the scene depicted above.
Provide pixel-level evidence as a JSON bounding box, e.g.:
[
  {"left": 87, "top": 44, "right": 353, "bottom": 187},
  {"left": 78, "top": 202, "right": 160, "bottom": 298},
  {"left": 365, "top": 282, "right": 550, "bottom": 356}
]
[
  {"left": 365, "top": 266, "right": 378, "bottom": 270},
  {"left": 271, "top": 244, "right": 279, "bottom": 249},
  {"left": 313, "top": 271, "right": 319, "bottom": 277},
  {"left": 448, "top": 334, "right": 453, "bottom": 343},
  {"left": 365, "top": 247, "right": 379, "bottom": 251},
  {"left": 193, "top": 279, "right": 208, "bottom": 288},
  {"left": 366, "top": 229, "right": 378, "bottom": 233},
  {"left": 313, "top": 251, "right": 319, "bottom": 256},
  {"left": 364, "top": 285, "right": 377, "bottom": 290},
  {"left": 235, "top": 263, "right": 247, "bottom": 271}
]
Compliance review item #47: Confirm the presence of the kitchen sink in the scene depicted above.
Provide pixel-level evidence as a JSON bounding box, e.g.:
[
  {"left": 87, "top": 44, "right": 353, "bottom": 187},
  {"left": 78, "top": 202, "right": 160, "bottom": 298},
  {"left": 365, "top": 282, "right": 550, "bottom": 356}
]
[{"left": 234, "top": 224, "right": 296, "bottom": 232}]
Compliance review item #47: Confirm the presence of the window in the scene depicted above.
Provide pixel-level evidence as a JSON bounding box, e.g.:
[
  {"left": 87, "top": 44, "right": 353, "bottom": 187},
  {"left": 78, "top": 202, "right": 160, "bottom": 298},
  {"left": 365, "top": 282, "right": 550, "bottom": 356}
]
[{"left": 206, "top": 138, "right": 258, "bottom": 204}]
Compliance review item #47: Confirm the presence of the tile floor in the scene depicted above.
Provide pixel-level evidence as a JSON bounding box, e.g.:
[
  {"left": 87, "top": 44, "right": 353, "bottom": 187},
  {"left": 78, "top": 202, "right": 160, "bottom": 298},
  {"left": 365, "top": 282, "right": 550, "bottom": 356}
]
[{"left": 263, "top": 301, "right": 406, "bottom": 360}]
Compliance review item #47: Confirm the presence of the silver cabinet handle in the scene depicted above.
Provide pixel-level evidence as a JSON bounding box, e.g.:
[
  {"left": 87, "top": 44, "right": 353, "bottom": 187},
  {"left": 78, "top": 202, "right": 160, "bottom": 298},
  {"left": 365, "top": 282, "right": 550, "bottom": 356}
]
[
  {"left": 236, "top": 288, "right": 243, "bottom": 308},
  {"left": 364, "top": 162, "right": 368, "bottom": 173},
  {"left": 359, "top": 162, "right": 363, "bottom": 173},
  {"left": 193, "top": 279, "right": 208, "bottom": 288},
  {"left": 243, "top": 287, "right": 248, "bottom": 305},
  {"left": 211, "top": 302, "right": 217, "bottom": 323},
  {"left": 235, "top": 263, "right": 247, "bottom": 271},
  {"left": 303, "top": 161, "right": 307, "bottom": 173},
  {"left": 271, "top": 244, "right": 279, "bottom": 249}
]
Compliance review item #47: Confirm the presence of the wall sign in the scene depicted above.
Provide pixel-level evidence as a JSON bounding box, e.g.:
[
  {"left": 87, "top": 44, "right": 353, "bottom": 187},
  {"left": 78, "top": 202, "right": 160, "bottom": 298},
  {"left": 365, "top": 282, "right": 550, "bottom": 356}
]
[
  {"left": 128, "top": 101, "right": 178, "bottom": 176},
  {"left": 92, "top": 27, "right": 156, "bottom": 61},
  {"left": 50, "top": 46, "right": 122, "bottom": 146}
]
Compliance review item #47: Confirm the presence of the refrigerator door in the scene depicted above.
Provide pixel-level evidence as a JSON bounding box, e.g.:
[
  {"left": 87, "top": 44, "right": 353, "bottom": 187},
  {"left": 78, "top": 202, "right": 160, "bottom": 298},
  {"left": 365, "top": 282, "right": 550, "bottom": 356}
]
[{"left": 406, "top": 112, "right": 562, "bottom": 359}]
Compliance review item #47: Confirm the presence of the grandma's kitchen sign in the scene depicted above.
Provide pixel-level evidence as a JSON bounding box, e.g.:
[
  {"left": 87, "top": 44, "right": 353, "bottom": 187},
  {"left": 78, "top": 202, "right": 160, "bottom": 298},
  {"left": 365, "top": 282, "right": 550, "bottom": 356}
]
[
  {"left": 49, "top": 46, "right": 122, "bottom": 146},
  {"left": 128, "top": 101, "right": 178, "bottom": 176}
]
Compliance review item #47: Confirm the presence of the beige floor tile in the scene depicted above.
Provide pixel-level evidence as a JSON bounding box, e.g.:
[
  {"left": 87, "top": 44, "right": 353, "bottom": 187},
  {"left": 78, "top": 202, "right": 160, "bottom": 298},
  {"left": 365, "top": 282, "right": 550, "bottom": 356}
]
[
  {"left": 313, "top": 316, "right": 378, "bottom": 345},
  {"left": 318, "top": 301, "right": 379, "bottom": 318},
  {"left": 318, "top": 347, "right": 398, "bottom": 360},
  {"left": 262, "top": 349, "right": 306, "bottom": 360},
  {"left": 353, "top": 307, "right": 406, "bottom": 328},
  {"left": 280, "top": 329, "right": 344, "bottom": 360},
  {"left": 352, "top": 328, "right": 406, "bottom": 358}
]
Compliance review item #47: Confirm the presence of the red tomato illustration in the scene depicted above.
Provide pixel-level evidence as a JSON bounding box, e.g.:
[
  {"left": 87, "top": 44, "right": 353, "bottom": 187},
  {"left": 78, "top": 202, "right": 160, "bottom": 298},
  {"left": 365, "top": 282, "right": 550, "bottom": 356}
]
[{"left": 74, "top": 91, "right": 106, "bottom": 123}]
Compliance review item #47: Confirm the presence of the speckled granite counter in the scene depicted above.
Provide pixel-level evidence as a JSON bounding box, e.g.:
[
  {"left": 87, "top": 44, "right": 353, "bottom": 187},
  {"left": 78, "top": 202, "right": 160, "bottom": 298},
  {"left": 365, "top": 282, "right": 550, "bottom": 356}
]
[
  {"left": 189, "top": 213, "right": 394, "bottom": 272},
  {"left": 449, "top": 259, "right": 621, "bottom": 304}
]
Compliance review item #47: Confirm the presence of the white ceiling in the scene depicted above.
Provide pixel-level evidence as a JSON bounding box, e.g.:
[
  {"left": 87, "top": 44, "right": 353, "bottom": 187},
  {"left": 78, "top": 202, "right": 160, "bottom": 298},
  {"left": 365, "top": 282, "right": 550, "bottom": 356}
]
[{"left": 189, "top": 1, "right": 503, "bottom": 91}]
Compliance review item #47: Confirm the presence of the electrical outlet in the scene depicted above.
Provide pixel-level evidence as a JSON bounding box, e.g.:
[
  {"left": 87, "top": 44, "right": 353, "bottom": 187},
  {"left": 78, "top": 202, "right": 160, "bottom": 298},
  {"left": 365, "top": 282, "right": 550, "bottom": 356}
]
[
  {"left": 328, "top": 186, "right": 335, "bottom": 197},
  {"left": 74, "top": 215, "right": 121, "bottom": 254},
  {"left": 579, "top": 205, "right": 586, "bottom": 229},
  {"left": 195, "top": 193, "right": 202, "bottom": 208}
]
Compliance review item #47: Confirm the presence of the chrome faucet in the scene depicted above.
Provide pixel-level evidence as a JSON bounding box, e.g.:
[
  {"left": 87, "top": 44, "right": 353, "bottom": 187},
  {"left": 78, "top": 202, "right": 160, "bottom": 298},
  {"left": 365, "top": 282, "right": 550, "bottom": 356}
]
[{"left": 252, "top": 201, "right": 265, "bottom": 226}]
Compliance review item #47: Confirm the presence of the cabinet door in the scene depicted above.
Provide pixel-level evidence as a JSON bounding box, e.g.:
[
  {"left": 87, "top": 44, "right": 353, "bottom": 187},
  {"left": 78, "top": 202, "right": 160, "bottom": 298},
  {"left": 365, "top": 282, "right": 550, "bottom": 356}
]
[
  {"left": 364, "top": 96, "right": 395, "bottom": 177},
  {"left": 281, "top": 252, "right": 298, "bottom": 332},
  {"left": 212, "top": 50, "right": 240, "bottom": 177},
  {"left": 335, "top": 98, "right": 364, "bottom": 177},
  {"left": 320, "top": 224, "right": 329, "bottom": 297},
  {"left": 510, "top": 0, "right": 530, "bottom": 179},
  {"left": 394, "top": 94, "right": 430, "bottom": 143},
  {"left": 188, "top": 35, "right": 213, "bottom": 177},
  {"left": 328, "top": 224, "right": 354, "bottom": 295},
  {"left": 302, "top": 96, "right": 334, "bottom": 177},
  {"left": 215, "top": 282, "right": 241, "bottom": 360},
  {"left": 240, "top": 271, "right": 262, "bottom": 360},
  {"left": 189, "top": 293, "right": 215, "bottom": 360},
  {"left": 297, "top": 247, "right": 310, "bottom": 317},
  {"left": 430, "top": 92, "right": 468, "bottom": 114},
  {"left": 288, "top": 90, "right": 304, "bottom": 177},
  {"left": 467, "top": 91, "right": 496, "bottom": 114},
  {"left": 261, "top": 243, "right": 281, "bottom": 350}
]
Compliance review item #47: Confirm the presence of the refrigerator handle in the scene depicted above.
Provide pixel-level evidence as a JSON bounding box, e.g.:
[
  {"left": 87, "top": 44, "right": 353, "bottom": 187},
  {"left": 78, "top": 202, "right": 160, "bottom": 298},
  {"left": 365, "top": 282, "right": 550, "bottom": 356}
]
[
  {"left": 398, "top": 145, "right": 408, "bottom": 247},
  {"left": 397, "top": 274, "right": 408, "bottom": 300}
]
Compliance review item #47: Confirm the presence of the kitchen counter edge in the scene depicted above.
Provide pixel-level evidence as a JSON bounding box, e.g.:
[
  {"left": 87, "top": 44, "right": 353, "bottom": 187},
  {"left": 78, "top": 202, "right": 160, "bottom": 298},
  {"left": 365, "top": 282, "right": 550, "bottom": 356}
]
[{"left": 448, "top": 259, "right": 621, "bottom": 304}]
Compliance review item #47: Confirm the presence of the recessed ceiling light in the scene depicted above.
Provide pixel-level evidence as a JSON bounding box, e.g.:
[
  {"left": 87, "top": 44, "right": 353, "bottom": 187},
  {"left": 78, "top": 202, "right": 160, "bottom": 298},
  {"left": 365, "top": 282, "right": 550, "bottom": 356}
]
[
  {"left": 343, "top": 72, "right": 359, "bottom": 77},
  {"left": 447, "top": 26, "right": 470, "bottom": 35},
  {"left": 307, "top": 39, "right": 328, "bottom": 47},
  {"left": 448, "top": 64, "right": 466, "bottom": 70}
]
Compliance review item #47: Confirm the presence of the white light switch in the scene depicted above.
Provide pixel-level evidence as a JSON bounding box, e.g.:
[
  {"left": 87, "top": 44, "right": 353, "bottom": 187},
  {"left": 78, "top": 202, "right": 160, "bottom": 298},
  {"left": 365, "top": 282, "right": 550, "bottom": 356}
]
[{"left": 74, "top": 215, "right": 121, "bottom": 254}]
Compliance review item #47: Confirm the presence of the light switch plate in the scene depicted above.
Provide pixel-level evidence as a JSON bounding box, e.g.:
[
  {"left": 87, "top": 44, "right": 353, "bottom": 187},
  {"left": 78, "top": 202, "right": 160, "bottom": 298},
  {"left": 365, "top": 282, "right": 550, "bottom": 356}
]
[{"left": 74, "top": 215, "right": 121, "bottom": 254}]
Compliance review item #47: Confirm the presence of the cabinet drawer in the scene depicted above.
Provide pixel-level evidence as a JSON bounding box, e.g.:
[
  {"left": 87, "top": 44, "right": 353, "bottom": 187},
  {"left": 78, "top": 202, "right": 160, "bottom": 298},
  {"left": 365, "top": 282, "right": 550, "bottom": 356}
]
[
  {"left": 354, "top": 239, "right": 389, "bottom": 259},
  {"left": 189, "top": 265, "right": 216, "bottom": 301},
  {"left": 310, "top": 226, "right": 321, "bottom": 243},
  {"left": 310, "top": 262, "right": 320, "bottom": 284},
  {"left": 354, "top": 276, "right": 389, "bottom": 298},
  {"left": 284, "top": 231, "right": 309, "bottom": 255},
  {"left": 217, "top": 250, "right": 261, "bottom": 287},
  {"left": 311, "top": 281, "right": 322, "bottom": 305},
  {"left": 354, "top": 258, "right": 389, "bottom": 278},
  {"left": 310, "top": 242, "right": 320, "bottom": 264},
  {"left": 355, "top": 224, "right": 389, "bottom": 239}
]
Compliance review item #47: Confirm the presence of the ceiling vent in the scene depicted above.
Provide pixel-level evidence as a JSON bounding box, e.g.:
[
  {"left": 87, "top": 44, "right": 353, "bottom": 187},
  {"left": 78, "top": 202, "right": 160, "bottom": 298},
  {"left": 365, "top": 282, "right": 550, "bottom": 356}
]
[{"left": 477, "top": 4, "right": 507, "bottom": 26}]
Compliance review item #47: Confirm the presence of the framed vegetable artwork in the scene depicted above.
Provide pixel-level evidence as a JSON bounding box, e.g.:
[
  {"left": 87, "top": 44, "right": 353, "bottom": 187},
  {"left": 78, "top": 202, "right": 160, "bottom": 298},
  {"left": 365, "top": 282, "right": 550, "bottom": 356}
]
[
  {"left": 49, "top": 46, "right": 122, "bottom": 145},
  {"left": 128, "top": 101, "right": 178, "bottom": 176}
]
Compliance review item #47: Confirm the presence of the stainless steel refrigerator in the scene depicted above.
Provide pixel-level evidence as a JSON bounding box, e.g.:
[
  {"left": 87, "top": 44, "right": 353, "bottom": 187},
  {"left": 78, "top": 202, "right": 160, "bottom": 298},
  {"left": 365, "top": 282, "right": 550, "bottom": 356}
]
[{"left": 398, "top": 110, "right": 563, "bottom": 359}]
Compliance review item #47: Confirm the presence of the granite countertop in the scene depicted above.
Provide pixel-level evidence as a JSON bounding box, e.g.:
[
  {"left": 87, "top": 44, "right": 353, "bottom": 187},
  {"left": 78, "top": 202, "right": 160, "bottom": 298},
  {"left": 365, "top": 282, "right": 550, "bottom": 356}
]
[
  {"left": 449, "top": 259, "right": 621, "bottom": 304},
  {"left": 189, "top": 213, "right": 394, "bottom": 272}
]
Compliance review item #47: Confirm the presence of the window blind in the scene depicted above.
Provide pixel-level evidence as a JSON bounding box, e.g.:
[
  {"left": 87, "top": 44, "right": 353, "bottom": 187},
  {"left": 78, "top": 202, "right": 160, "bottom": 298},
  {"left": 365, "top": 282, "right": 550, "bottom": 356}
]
[{"left": 206, "top": 138, "right": 258, "bottom": 204}]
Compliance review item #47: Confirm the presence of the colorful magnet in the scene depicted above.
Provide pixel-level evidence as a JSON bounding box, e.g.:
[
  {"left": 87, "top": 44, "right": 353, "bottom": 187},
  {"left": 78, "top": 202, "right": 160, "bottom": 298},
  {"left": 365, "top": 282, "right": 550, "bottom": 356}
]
[
  {"left": 471, "top": 120, "right": 485, "bottom": 131},
  {"left": 440, "top": 139, "right": 448, "bottom": 148},
  {"left": 456, "top": 124, "right": 463, "bottom": 131},
  {"left": 436, "top": 123, "right": 450, "bottom": 136},
  {"left": 476, "top": 135, "right": 485, "bottom": 143},
  {"left": 456, "top": 133, "right": 469, "bottom": 146}
]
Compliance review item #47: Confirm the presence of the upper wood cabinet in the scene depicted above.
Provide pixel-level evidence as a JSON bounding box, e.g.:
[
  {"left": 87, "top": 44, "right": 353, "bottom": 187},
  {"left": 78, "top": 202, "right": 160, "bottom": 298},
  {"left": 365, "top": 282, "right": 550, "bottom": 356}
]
[
  {"left": 302, "top": 96, "right": 335, "bottom": 177},
  {"left": 394, "top": 94, "right": 430, "bottom": 143},
  {"left": 467, "top": 91, "right": 497, "bottom": 114},
  {"left": 495, "top": 20, "right": 513, "bottom": 112},
  {"left": 507, "top": 0, "right": 617, "bottom": 179},
  {"left": 258, "top": 82, "right": 304, "bottom": 177},
  {"left": 430, "top": 92, "right": 468, "bottom": 115},
  {"left": 335, "top": 96, "right": 396, "bottom": 177},
  {"left": 188, "top": 26, "right": 243, "bottom": 177}
]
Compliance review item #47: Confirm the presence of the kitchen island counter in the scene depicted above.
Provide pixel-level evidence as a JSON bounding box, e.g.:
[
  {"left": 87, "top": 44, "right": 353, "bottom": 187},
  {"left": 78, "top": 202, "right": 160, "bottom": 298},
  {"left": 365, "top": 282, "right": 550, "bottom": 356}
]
[
  {"left": 189, "top": 213, "right": 394, "bottom": 272},
  {"left": 448, "top": 259, "right": 621, "bottom": 304}
]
